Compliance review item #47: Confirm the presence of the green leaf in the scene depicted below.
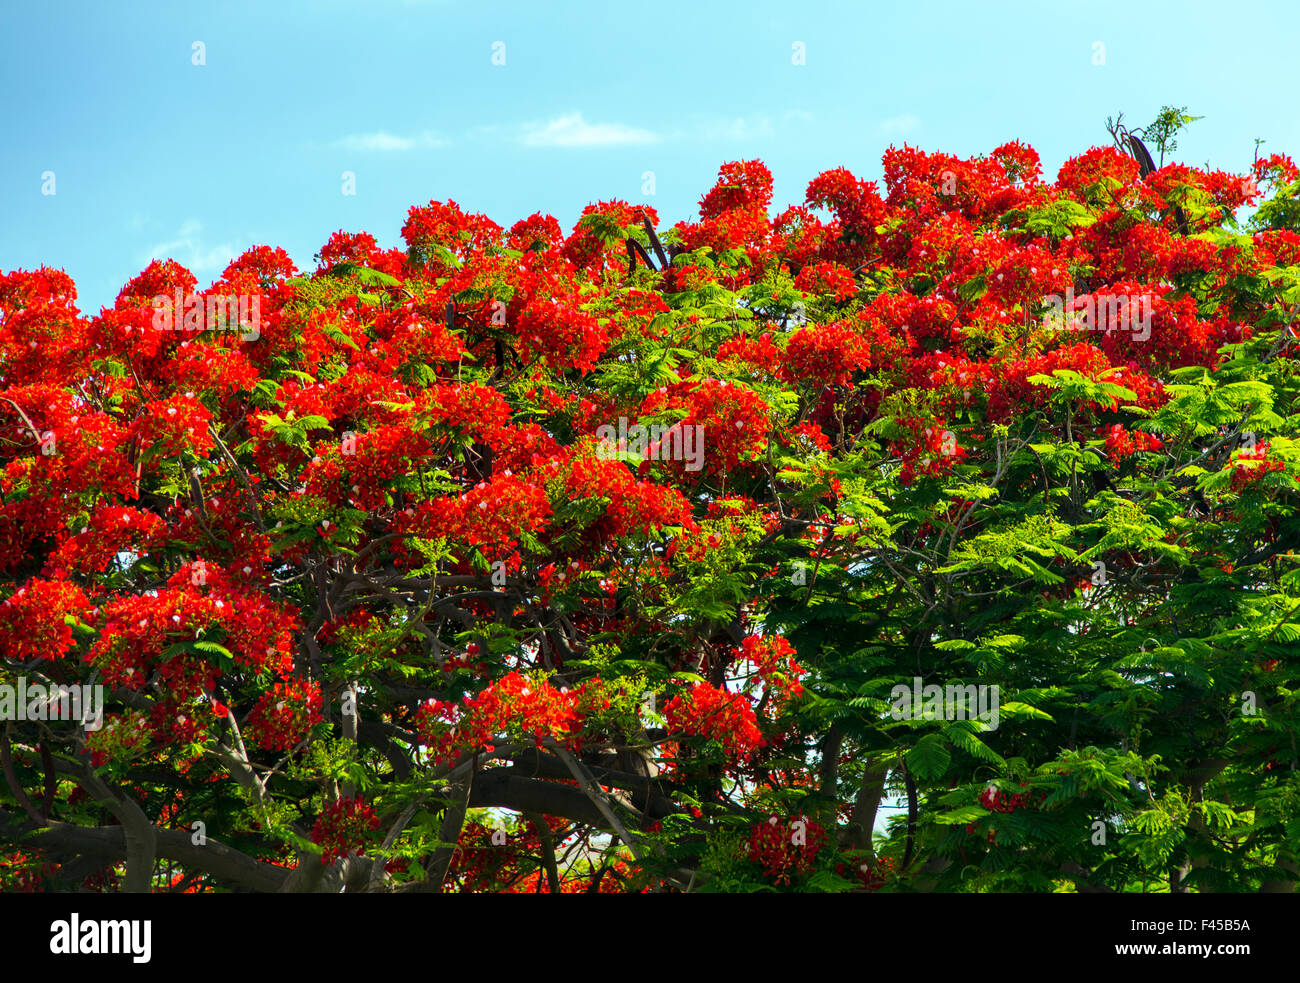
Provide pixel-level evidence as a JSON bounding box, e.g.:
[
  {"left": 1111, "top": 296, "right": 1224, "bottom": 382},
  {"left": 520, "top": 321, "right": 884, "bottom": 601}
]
[
  {"left": 934, "top": 805, "right": 988, "bottom": 826},
  {"left": 997, "top": 702, "right": 1055, "bottom": 722},
  {"left": 905, "top": 734, "right": 952, "bottom": 782}
]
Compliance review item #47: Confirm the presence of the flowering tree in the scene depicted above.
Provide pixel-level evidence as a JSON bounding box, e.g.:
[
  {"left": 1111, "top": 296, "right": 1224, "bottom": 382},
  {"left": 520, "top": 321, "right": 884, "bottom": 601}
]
[{"left": 3, "top": 125, "right": 1300, "bottom": 893}]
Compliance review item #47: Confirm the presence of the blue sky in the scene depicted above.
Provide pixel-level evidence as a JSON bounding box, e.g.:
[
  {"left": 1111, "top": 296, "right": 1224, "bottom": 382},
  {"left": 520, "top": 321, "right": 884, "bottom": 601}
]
[{"left": 4, "top": 0, "right": 1299, "bottom": 315}]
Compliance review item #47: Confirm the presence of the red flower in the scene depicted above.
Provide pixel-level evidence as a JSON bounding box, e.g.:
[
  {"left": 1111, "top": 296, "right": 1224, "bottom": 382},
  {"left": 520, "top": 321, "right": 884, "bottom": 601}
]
[
  {"left": 245, "top": 677, "right": 323, "bottom": 751},
  {"left": 746, "top": 815, "right": 827, "bottom": 885},
  {"left": 662, "top": 682, "right": 764, "bottom": 763},
  {"left": 312, "top": 796, "right": 382, "bottom": 865}
]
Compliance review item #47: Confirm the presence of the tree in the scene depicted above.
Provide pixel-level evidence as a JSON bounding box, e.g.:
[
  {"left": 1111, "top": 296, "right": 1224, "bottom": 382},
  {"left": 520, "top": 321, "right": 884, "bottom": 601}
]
[
  {"left": 2, "top": 131, "right": 1299, "bottom": 893},
  {"left": 1108, "top": 106, "right": 1204, "bottom": 168}
]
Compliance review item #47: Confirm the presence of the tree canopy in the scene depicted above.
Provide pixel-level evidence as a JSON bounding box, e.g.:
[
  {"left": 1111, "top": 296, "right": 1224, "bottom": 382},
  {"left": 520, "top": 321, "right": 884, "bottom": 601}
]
[{"left": 3, "top": 126, "right": 1300, "bottom": 893}]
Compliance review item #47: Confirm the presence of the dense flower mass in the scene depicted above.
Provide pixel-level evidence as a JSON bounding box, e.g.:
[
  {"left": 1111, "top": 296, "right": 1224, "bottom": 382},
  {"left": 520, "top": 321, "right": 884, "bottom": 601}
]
[
  {"left": 3, "top": 125, "right": 1300, "bottom": 895},
  {"left": 245, "top": 676, "right": 324, "bottom": 751},
  {"left": 312, "top": 796, "right": 382, "bottom": 865},
  {"left": 746, "top": 815, "right": 828, "bottom": 885},
  {"left": 415, "top": 671, "right": 581, "bottom": 762},
  {"left": 662, "top": 682, "right": 765, "bottom": 763}
]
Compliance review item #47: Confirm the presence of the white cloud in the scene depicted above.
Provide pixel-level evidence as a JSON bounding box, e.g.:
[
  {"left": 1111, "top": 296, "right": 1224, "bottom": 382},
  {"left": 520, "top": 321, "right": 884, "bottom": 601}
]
[
  {"left": 519, "top": 113, "right": 660, "bottom": 148},
  {"left": 144, "top": 220, "right": 237, "bottom": 274},
  {"left": 334, "top": 130, "right": 446, "bottom": 151},
  {"left": 684, "top": 112, "right": 813, "bottom": 142},
  {"left": 698, "top": 116, "right": 775, "bottom": 141},
  {"left": 880, "top": 114, "right": 921, "bottom": 136}
]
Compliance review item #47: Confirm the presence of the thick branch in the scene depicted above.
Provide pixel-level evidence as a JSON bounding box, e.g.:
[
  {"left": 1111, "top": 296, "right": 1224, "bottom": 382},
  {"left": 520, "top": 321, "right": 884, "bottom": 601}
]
[{"left": 9, "top": 819, "right": 290, "bottom": 892}]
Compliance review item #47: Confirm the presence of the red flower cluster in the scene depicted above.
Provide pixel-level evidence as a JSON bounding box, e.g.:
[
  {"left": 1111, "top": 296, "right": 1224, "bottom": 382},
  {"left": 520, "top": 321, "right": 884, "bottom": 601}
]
[
  {"left": 978, "top": 784, "right": 1039, "bottom": 813},
  {"left": 716, "top": 332, "right": 783, "bottom": 376},
  {"left": 415, "top": 671, "right": 581, "bottom": 764},
  {"left": 837, "top": 855, "right": 895, "bottom": 891},
  {"left": 1103, "top": 424, "right": 1164, "bottom": 462},
  {"left": 1231, "top": 441, "right": 1289, "bottom": 493},
  {"left": 303, "top": 423, "right": 430, "bottom": 510},
  {"left": 894, "top": 417, "right": 967, "bottom": 486},
  {"left": 0, "top": 576, "right": 89, "bottom": 661},
  {"left": 401, "top": 199, "right": 503, "bottom": 267},
  {"left": 311, "top": 795, "right": 382, "bottom": 865},
  {"left": 556, "top": 452, "right": 692, "bottom": 541},
  {"left": 402, "top": 474, "right": 552, "bottom": 560},
  {"left": 639, "top": 379, "right": 770, "bottom": 478},
  {"left": 89, "top": 566, "right": 299, "bottom": 701},
  {"left": 132, "top": 394, "right": 215, "bottom": 464},
  {"left": 781, "top": 322, "right": 872, "bottom": 387},
  {"left": 662, "top": 682, "right": 764, "bottom": 763},
  {"left": 734, "top": 635, "right": 806, "bottom": 703},
  {"left": 514, "top": 298, "right": 610, "bottom": 374},
  {"left": 746, "top": 815, "right": 828, "bottom": 885},
  {"left": 245, "top": 676, "right": 324, "bottom": 751},
  {"left": 48, "top": 505, "right": 166, "bottom": 574},
  {"left": 793, "top": 261, "right": 857, "bottom": 302}
]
